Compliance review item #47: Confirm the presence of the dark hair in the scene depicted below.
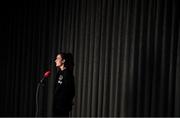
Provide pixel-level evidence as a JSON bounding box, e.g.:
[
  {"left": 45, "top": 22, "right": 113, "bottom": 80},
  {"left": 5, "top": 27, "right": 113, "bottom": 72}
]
[{"left": 59, "top": 52, "right": 74, "bottom": 73}]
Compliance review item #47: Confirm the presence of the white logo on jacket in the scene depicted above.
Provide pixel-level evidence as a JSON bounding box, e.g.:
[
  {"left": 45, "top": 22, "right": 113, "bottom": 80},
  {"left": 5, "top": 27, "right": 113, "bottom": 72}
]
[{"left": 58, "top": 75, "right": 63, "bottom": 84}]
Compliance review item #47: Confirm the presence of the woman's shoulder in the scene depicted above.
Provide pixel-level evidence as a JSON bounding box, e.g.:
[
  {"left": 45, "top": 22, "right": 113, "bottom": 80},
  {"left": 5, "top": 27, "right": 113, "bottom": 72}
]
[{"left": 62, "top": 69, "right": 73, "bottom": 77}]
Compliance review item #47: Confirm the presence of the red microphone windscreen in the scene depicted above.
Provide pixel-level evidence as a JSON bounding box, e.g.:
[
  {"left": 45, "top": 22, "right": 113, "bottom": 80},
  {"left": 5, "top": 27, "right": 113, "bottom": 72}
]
[{"left": 43, "top": 70, "right": 51, "bottom": 78}]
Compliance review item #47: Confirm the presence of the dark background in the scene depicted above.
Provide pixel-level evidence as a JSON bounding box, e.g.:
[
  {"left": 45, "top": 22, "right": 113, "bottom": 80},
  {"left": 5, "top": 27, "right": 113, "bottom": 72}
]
[{"left": 1, "top": 0, "right": 180, "bottom": 117}]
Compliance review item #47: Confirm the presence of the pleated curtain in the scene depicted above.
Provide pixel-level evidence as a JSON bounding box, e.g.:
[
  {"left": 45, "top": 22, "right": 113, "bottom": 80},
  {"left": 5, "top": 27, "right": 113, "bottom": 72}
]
[{"left": 1, "top": 0, "right": 180, "bottom": 116}]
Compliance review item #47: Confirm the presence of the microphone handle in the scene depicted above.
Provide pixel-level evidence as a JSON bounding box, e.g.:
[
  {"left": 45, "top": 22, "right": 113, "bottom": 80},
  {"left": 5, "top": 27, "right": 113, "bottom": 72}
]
[
  {"left": 40, "top": 77, "right": 45, "bottom": 83},
  {"left": 35, "top": 83, "right": 41, "bottom": 117},
  {"left": 35, "top": 77, "right": 45, "bottom": 117}
]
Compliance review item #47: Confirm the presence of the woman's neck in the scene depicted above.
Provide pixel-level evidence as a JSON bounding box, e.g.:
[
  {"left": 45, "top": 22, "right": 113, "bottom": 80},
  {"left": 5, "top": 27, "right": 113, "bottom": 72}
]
[{"left": 60, "top": 65, "right": 66, "bottom": 71}]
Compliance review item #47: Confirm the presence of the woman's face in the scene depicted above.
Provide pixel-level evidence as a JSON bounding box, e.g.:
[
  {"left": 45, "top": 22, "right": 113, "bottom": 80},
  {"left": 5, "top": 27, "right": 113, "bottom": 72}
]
[{"left": 55, "top": 54, "right": 64, "bottom": 67}]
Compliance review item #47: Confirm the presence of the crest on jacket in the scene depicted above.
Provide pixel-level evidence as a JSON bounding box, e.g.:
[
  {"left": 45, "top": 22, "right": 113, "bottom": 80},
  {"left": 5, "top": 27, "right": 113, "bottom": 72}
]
[{"left": 58, "top": 75, "right": 63, "bottom": 84}]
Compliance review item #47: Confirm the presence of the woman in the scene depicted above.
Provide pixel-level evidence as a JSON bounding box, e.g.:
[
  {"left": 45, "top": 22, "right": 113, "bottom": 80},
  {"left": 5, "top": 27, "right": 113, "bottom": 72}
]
[{"left": 53, "top": 52, "right": 75, "bottom": 117}]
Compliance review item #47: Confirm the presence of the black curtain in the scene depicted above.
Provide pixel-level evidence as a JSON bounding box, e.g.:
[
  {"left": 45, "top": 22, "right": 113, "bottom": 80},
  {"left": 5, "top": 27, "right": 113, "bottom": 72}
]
[{"left": 1, "top": 0, "right": 180, "bottom": 117}]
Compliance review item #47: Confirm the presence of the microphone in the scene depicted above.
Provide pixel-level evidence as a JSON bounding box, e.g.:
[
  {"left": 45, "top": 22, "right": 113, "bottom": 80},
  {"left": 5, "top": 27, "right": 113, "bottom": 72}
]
[
  {"left": 36, "top": 70, "right": 51, "bottom": 117},
  {"left": 40, "top": 70, "right": 51, "bottom": 83},
  {"left": 43, "top": 70, "right": 51, "bottom": 78}
]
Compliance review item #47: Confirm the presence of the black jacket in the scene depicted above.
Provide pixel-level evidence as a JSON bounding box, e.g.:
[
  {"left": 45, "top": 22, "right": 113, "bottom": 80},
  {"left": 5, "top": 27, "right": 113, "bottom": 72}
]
[{"left": 53, "top": 69, "right": 75, "bottom": 111}]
